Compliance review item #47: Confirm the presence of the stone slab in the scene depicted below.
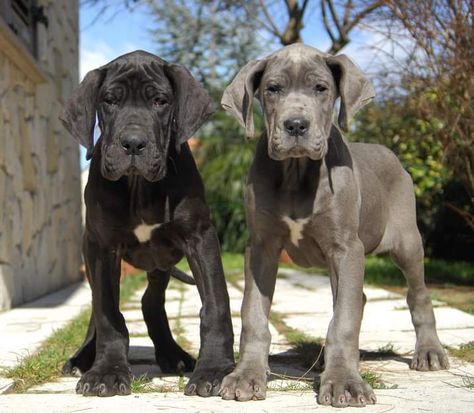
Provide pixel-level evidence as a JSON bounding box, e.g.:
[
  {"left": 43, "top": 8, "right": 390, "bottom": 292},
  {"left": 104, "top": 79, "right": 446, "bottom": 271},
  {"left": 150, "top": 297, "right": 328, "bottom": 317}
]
[
  {"left": 0, "top": 281, "right": 90, "bottom": 368},
  {"left": 0, "top": 377, "right": 14, "bottom": 394},
  {"left": 0, "top": 388, "right": 473, "bottom": 413}
]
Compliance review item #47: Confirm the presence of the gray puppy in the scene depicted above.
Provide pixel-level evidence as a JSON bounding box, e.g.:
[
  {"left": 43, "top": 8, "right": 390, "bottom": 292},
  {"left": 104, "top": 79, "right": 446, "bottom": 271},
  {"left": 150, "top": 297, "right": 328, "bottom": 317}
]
[{"left": 219, "top": 44, "right": 448, "bottom": 408}]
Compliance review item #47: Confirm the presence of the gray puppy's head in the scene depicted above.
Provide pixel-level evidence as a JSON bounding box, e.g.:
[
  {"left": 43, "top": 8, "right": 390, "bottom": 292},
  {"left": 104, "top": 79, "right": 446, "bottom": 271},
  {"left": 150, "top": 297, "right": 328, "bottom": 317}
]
[
  {"left": 222, "top": 44, "right": 374, "bottom": 160},
  {"left": 60, "top": 50, "right": 213, "bottom": 182}
]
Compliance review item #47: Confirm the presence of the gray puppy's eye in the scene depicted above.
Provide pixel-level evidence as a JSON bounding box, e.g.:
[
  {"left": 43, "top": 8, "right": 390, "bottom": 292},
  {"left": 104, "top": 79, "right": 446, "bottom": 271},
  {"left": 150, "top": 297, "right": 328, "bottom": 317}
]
[
  {"left": 266, "top": 84, "right": 282, "bottom": 94},
  {"left": 314, "top": 84, "right": 327, "bottom": 93}
]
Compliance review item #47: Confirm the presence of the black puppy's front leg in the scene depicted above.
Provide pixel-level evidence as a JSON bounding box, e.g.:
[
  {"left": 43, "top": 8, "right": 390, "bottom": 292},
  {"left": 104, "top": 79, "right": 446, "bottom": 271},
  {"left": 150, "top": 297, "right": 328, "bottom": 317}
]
[
  {"left": 76, "top": 234, "right": 131, "bottom": 397},
  {"left": 183, "top": 224, "right": 235, "bottom": 397}
]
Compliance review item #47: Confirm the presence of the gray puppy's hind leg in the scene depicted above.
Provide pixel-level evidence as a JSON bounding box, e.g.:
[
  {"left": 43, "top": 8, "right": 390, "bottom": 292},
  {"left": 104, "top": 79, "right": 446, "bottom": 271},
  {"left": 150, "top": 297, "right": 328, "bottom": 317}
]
[
  {"left": 389, "top": 228, "right": 449, "bottom": 371},
  {"left": 142, "top": 270, "right": 195, "bottom": 373}
]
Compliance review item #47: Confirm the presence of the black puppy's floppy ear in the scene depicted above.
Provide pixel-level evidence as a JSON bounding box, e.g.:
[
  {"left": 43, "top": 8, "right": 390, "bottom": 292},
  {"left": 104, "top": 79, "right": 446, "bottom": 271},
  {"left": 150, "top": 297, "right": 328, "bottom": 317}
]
[
  {"left": 165, "top": 64, "right": 214, "bottom": 147},
  {"left": 59, "top": 69, "right": 105, "bottom": 160},
  {"left": 221, "top": 59, "right": 267, "bottom": 139},
  {"left": 326, "top": 54, "right": 375, "bottom": 132}
]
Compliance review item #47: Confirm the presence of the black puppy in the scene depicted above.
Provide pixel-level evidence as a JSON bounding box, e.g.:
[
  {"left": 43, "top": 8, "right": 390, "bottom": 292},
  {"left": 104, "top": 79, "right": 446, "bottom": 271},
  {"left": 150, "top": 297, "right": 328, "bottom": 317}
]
[{"left": 60, "top": 50, "right": 234, "bottom": 397}]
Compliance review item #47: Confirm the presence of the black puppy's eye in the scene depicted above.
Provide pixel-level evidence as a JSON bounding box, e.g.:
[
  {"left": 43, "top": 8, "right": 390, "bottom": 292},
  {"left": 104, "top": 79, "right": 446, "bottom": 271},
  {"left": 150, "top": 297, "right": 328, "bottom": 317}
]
[
  {"left": 314, "top": 84, "right": 327, "bottom": 93},
  {"left": 153, "top": 96, "right": 169, "bottom": 107},
  {"left": 103, "top": 96, "right": 117, "bottom": 106},
  {"left": 266, "top": 84, "right": 282, "bottom": 94}
]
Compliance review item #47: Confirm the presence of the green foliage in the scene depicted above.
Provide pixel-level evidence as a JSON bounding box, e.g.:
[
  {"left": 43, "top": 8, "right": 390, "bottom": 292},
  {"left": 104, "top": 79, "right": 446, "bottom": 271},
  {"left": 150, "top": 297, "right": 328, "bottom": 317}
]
[
  {"left": 148, "top": 0, "right": 262, "bottom": 87},
  {"left": 195, "top": 102, "right": 261, "bottom": 252},
  {"left": 350, "top": 100, "right": 450, "bottom": 239}
]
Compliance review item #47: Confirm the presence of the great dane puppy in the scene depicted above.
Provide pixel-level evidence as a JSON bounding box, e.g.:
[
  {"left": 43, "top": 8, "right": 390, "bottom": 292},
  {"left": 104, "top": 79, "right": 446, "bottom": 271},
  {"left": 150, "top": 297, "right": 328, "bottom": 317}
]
[
  {"left": 219, "top": 44, "right": 448, "bottom": 407},
  {"left": 60, "top": 50, "right": 234, "bottom": 397}
]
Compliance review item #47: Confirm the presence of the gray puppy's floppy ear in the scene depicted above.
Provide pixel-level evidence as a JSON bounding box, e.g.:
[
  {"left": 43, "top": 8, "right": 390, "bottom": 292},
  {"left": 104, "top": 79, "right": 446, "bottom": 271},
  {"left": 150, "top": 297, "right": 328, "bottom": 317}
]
[
  {"left": 164, "top": 64, "right": 214, "bottom": 147},
  {"left": 59, "top": 69, "right": 105, "bottom": 160},
  {"left": 221, "top": 59, "right": 267, "bottom": 139},
  {"left": 326, "top": 54, "right": 375, "bottom": 132}
]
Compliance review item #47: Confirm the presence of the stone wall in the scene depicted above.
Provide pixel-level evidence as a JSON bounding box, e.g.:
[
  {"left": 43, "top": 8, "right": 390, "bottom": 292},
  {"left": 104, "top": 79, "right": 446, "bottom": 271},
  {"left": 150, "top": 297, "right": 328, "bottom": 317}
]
[{"left": 0, "top": 1, "right": 82, "bottom": 309}]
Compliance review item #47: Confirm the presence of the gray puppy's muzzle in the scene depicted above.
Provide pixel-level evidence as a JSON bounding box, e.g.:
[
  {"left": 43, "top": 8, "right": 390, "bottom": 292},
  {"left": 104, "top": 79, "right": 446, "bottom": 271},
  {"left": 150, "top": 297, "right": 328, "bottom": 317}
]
[{"left": 268, "top": 115, "right": 327, "bottom": 161}]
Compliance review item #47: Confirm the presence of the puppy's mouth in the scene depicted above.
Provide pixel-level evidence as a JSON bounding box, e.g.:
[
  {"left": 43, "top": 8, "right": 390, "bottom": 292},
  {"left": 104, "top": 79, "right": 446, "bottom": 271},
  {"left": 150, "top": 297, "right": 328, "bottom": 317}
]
[
  {"left": 124, "top": 162, "right": 166, "bottom": 182},
  {"left": 101, "top": 148, "right": 167, "bottom": 182},
  {"left": 268, "top": 138, "right": 327, "bottom": 161}
]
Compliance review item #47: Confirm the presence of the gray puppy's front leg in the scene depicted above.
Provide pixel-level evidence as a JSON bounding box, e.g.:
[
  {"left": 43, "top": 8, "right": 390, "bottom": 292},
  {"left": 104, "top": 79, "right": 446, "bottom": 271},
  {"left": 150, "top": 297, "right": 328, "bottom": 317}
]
[
  {"left": 220, "top": 240, "right": 280, "bottom": 401},
  {"left": 318, "top": 236, "right": 376, "bottom": 408}
]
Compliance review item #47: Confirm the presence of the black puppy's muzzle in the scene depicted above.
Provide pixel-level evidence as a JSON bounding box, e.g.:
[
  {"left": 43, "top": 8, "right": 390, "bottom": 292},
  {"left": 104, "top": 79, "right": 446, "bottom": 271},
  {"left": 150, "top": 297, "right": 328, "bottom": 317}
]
[
  {"left": 120, "top": 132, "right": 147, "bottom": 156},
  {"left": 101, "top": 123, "right": 167, "bottom": 182}
]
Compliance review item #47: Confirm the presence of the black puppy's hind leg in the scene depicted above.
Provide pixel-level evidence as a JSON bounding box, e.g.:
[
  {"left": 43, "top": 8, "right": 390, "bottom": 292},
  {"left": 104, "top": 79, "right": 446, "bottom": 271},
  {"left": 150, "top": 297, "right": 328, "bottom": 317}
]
[
  {"left": 63, "top": 311, "right": 96, "bottom": 375},
  {"left": 142, "top": 269, "right": 195, "bottom": 373}
]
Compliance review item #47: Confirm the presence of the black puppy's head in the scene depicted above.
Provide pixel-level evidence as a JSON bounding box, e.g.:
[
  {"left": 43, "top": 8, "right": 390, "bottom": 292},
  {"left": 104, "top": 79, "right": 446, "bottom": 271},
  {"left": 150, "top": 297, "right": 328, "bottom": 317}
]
[
  {"left": 60, "top": 50, "right": 213, "bottom": 181},
  {"left": 222, "top": 44, "right": 374, "bottom": 160}
]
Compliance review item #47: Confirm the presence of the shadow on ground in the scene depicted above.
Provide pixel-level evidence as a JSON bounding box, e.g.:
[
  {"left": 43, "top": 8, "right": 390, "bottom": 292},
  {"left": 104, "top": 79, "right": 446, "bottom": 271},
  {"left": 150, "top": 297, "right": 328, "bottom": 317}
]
[{"left": 127, "top": 342, "right": 410, "bottom": 383}]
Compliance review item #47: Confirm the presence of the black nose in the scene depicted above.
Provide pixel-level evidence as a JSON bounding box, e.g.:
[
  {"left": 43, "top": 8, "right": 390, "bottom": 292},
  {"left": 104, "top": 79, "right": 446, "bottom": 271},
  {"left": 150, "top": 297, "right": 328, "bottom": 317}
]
[
  {"left": 120, "top": 134, "right": 147, "bottom": 155},
  {"left": 284, "top": 117, "right": 310, "bottom": 137}
]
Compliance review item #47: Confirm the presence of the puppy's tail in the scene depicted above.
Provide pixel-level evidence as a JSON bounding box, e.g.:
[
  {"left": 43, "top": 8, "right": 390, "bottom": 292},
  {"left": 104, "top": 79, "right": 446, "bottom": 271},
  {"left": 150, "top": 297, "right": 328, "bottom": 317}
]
[{"left": 170, "top": 267, "right": 195, "bottom": 285}]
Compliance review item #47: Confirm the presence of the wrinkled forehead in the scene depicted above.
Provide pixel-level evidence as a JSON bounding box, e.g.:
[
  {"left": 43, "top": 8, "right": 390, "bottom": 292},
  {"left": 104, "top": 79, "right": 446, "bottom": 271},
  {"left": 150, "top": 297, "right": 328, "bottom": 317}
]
[
  {"left": 101, "top": 59, "right": 171, "bottom": 91},
  {"left": 262, "top": 46, "right": 334, "bottom": 87}
]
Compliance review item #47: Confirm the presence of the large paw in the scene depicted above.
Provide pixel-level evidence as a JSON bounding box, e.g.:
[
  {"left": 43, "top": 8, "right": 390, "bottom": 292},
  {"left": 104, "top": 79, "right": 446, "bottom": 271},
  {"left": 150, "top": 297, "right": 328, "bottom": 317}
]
[
  {"left": 317, "top": 370, "right": 376, "bottom": 408},
  {"left": 76, "top": 363, "right": 132, "bottom": 397},
  {"left": 411, "top": 344, "right": 449, "bottom": 371},
  {"left": 219, "top": 368, "right": 267, "bottom": 401},
  {"left": 156, "top": 346, "right": 196, "bottom": 374},
  {"left": 184, "top": 363, "right": 234, "bottom": 397}
]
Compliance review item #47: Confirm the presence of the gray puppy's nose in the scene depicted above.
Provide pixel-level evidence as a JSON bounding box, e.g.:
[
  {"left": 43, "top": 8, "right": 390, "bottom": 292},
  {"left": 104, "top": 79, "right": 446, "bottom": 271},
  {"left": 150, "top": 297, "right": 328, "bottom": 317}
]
[
  {"left": 120, "top": 134, "right": 147, "bottom": 155},
  {"left": 284, "top": 117, "right": 310, "bottom": 137}
]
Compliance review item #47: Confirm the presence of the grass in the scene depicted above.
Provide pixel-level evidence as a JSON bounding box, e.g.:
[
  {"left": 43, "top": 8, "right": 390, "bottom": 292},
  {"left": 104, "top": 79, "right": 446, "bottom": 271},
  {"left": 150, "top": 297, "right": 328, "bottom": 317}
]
[
  {"left": 447, "top": 341, "right": 474, "bottom": 363},
  {"left": 364, "top": 256, "right": 474, "bottom": 286},
  {"left": 4, "top": 272, "right": 147, "bottom": 394},
  {"left": 269, "top": 311, "right": 325, "bottom": 371},
  {"left": 360, "top": 370, "right": 397, "bottom": 390},
  {"left": 176, "top": 252, "right": 244, "bottom": 284},
  {"left": 377, "top": 343, "right": 396, "bottom": 355},
  {"left": 461, "top": 375, "right": 474, "bottom": 389},
  {"left": 3, "top": 309, "right": 92, "bottom": 393},
  {"left": 130, "top": 374, "right": 181, "bottom": 393}
]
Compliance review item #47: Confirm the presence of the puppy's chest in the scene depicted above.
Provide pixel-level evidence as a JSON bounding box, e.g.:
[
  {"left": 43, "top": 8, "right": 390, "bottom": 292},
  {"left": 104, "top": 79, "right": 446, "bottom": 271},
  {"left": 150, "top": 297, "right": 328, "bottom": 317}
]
[
  {"left": 281, "top": 216, "right": 311, "bottom": 246},
  {"left": 132, "top": 221, "right": 163, "bottom": 243},
  {"left": 263, "top": 195, "right": 315, "bottom": 247},
  {"left": 127, "top": 200, "right": 171, "bottom": 245}
]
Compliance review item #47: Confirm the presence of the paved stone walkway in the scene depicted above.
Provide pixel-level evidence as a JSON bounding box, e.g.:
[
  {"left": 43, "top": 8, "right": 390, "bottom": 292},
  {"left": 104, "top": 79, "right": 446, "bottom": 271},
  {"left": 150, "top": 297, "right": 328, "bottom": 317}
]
[{"left": 1, "top": 268, "right": 473, "bottom": 412}]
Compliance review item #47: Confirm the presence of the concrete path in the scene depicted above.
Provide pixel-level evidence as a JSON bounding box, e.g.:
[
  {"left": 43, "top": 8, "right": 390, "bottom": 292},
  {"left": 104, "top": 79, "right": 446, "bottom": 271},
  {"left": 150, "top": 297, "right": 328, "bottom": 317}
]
[{"left": 1, "top": 268, "right": 473, "bottom": 412}]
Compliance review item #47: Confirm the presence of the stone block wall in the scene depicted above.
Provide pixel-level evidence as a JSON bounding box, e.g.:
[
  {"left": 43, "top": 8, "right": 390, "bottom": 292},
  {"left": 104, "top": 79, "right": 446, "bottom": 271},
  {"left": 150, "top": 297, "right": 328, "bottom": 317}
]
[{"left": 0, "top": 1, "right": 82, "bottom": 309}]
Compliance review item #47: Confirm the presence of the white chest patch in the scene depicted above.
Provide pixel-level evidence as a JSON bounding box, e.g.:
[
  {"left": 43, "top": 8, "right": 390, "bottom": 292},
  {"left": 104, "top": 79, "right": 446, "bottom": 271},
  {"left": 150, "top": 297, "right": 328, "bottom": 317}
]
[
  {"left": 281, "top": 217, "right": 310, "bottom": 246},
  {"left": 133, "top": 222, "right": 162, "bottom": 243}
]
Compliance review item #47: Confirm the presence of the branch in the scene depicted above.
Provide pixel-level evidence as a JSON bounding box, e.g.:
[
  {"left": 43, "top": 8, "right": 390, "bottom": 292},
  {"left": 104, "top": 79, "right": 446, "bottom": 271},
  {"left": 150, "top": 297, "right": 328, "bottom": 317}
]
[
  {"left": 258, "top": 0, "right": 283, "bottom": 38},
  {"left": 321, "top": 0, "right": 336, "bottom": 43},
  {"left": 343, "top": 0, "right": 352, "bottom": 27},
  {"left": 345, "top": 1, "right": 384, "bottom": 33},
  {"left": 326, "top": 0, "right": 343, "bottom": 35},
  {"left": 446, "top": 202, "right": 474, "bottom": 232}
]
